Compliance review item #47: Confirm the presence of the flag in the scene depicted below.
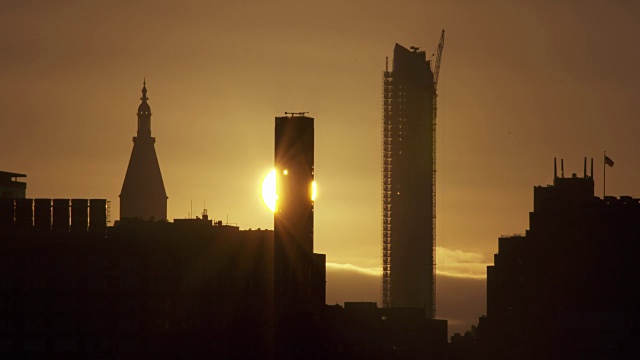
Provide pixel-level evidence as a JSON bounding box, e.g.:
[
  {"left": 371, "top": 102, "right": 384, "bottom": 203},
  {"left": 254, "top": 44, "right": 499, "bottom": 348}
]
[{"left": 605, "top": 155, "right": 614, "bottom": 167}]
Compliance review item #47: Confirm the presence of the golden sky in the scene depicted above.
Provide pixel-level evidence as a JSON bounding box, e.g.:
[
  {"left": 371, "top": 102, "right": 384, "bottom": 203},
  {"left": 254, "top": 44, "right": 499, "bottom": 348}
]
[{"left": 2, "top": 0, "right": 639, "bottom": 334}]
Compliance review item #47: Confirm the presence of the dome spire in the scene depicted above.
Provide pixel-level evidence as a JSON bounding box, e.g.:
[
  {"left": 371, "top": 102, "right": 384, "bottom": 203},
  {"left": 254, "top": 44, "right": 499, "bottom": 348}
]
[
  {"left": 137, "top": 80, "right": 152, "bottom": 136},
  {"left": 141, "top": 78, "right": 149, "bottom": 101}
]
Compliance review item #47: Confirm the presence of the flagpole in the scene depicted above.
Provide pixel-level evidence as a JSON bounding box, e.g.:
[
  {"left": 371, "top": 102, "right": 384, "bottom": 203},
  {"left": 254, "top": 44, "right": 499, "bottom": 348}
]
[{"left": 603, "top": 151, "right": 606, "bottom": 198}]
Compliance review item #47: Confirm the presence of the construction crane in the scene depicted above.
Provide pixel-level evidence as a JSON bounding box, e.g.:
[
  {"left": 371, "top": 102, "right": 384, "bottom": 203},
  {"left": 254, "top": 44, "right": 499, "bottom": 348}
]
[
  {"left": 430, "top": 29, "right": 445, "bottom": 319},
  {"left": 434, "top": 30, "right": 445, "bottom": 92}
]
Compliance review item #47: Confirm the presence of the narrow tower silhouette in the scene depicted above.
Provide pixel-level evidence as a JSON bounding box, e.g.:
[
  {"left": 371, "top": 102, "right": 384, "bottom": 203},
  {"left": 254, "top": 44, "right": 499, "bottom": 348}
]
[
  {"left": 273, "top": 112, "right": 326, "bottom": 358},
  {"left": 120, "top": 81, "right": 168, "bottom": 220},
  {"left": 273, "top": 112, "right": 323, "bottom": 309}
]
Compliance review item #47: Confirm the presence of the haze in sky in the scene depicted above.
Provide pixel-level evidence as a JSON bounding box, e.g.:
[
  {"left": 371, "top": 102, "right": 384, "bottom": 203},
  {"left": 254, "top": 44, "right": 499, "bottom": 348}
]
[{"left": 2, "top": 0, "right": 639, "bottom": 334}]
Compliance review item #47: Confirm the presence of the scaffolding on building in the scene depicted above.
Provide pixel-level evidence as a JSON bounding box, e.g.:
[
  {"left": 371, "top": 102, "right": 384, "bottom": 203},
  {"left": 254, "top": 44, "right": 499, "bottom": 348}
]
[
  {"left": 430, "top": 29, "right": 445, "bottom": 318},
  {"left": 382, "top": 58, "right": 393, "bottom": 309}
]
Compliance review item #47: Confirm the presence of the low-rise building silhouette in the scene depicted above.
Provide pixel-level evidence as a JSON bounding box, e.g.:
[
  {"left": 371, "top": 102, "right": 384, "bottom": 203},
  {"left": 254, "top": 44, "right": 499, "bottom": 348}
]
[
  {"left": 324, "top": 302, "right": 447, "bottom": 359},
  {"left": 0, "top": 203, "right": 273, "bottom": 358}
]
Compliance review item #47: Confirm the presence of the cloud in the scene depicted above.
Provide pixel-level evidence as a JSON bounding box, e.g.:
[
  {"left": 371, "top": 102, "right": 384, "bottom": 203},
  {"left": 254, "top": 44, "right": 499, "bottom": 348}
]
[
  {"left": 326, "top": 247, "right": 491, "bottom": 280},
  {"left": 326, "top": 262, "right": 380, "bottom": 277},
  {"left": 437, "top": 247, "right": 490, "bottom": 279},
  {"left": 436, "top": 247, "right": 486, "bottom": 264},
  {"left": 325, "top": 253, "right": 488, "bottom": 336},
  {"left": 326, "top": 263, "right": 380, "bottom": 305}
]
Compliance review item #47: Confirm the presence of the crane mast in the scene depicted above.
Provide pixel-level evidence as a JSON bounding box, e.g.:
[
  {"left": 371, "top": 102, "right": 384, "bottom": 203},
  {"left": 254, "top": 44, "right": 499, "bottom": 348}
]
[{"left": 430, "top": 29, "right": 445, "bottom": 318}]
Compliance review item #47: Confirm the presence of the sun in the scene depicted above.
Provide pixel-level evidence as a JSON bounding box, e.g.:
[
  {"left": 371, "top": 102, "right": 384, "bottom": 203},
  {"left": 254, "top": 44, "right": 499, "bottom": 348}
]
[
  {"left": 262, "top": 169, "right": 277, "bottom": 212},
  {"left": 311, "top": 180, "right": 317, "bottom": 201},
  {"left": 261, "top": 169, "right": 317, "bottom": 212}
]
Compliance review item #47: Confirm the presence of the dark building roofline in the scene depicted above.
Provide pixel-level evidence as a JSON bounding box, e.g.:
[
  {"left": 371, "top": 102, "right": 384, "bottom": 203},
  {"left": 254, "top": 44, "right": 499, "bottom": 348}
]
[{"left": 0, "top": 171, "right": 26, "bottom": 179}]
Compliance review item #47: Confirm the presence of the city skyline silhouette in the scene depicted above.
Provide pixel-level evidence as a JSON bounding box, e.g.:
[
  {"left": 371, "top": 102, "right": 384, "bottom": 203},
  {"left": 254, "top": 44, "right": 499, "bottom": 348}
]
[{"left": 2, "top": 1, "right": 640, "bottom": 338}]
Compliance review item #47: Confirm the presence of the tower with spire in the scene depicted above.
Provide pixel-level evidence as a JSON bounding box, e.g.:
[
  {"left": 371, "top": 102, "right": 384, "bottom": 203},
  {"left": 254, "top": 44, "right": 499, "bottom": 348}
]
[{"left": 120, "top": 80, "right": 168, "bottom": 221}]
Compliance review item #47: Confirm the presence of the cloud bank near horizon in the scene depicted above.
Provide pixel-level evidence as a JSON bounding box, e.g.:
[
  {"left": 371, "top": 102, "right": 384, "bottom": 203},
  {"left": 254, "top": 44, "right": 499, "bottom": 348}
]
[
  {"left": 325, "top": 246, "right": 489, "bottom": 335},
  {"left": 326, "top": 246, "right": 491, "bottom": 280}
]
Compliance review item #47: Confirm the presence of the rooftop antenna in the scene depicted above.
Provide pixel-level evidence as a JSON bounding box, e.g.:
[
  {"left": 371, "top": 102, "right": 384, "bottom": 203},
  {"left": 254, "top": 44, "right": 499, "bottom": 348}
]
[
  {"left": 591, "top": 158, "right": 594, "bottom": 178},
  {"left": 202, "top": 199, "right": 208, "bottom": 220},
  {"left": 190, "top": 200, "right": 193, "bottom": 219},
  {"left": 561, "top": 159, "right": 564, "bottom": 178},
  {"left": 554, "top": 157, "right": 557, "bottom": 179},
  {"left": 385, "top": 56, "right": 389, "bottom": 72},
  {"left": 583, "top": 157, "right": 587, "bottom": 177}
]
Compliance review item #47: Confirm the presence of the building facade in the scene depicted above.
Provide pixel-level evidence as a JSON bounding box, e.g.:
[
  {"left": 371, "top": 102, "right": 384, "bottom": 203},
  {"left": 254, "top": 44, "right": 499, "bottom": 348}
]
[
  {"left": 120, "top": 81, "right": 168, "bottom": 221},
  {"left": 382, "top": 44, "right": 436, "bottom": 314}
]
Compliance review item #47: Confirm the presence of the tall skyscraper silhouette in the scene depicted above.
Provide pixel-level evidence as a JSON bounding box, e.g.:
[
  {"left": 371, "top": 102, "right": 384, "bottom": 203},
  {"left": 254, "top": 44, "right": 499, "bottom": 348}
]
[
  {"left": 273, "top": 113, "right": 324, "bottom": 307},
  {"left": 274, "top": 113, "right": 314, "bottom": 256},
  {"left": 120, "top": 81, "right": 167, "bottom": 220},
  {"left": 382, "top": 44, "right": 438, "bottom": 315},
  {"left": 273, "top": 112, "right": 325, "bottom": 358}
]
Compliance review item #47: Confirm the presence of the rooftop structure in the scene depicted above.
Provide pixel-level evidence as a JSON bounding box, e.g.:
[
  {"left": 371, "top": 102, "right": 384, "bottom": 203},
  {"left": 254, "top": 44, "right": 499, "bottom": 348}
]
[{"left": 0, "top": 171, "right": 27, "bottom": 199}]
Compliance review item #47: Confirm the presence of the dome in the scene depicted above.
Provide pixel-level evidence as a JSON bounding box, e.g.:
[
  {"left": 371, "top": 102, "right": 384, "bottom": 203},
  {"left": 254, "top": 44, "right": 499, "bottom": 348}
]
[
  {"left": 138, "top": 100, "right": 151, "bottom": 115},
  {"left": 137, "top": 80, "right": 151, "bottom": 115}
]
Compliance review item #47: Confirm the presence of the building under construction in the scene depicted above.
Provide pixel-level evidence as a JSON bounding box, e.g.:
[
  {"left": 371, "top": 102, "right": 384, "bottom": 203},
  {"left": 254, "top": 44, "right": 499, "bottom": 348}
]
[{"left": 382, "top": 32, "right": 444, "bottom": 317}]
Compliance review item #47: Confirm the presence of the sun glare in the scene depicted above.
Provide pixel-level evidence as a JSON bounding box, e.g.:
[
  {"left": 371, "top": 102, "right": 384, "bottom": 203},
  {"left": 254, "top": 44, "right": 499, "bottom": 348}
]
[
  {"left": 261, "top": 170, "right": 317, "bottom": 212},
  {"left": 312, "top": 181, "right": 317, "bottom": 201},
  {"left": 262, "top": 169, "right": 277, "bottom": 212}
]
